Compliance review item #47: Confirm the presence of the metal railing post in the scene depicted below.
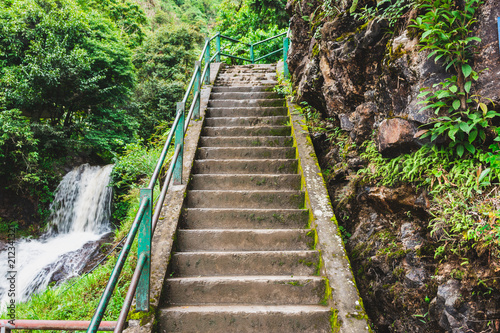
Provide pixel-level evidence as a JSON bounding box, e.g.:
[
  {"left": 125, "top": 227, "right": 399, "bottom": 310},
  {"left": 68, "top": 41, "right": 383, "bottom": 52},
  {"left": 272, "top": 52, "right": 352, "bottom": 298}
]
[
  {"left": 173, "top": 102, "right": 184, "bottom": 185},
  {"left": 204, "top": 37, "right": 210, "bottom": 84},
  {"left": 136, "top": 189, "right": 152, "bottom": 311},
  {"left": 250, "top": 44, "right": 254, "bottom": 64},
  {"left": 216, "top": 32, "right": 221, "bottom": 62},
  {"left": 283, "top": 36, "right": 290, "bottom": 79},
  {"left": 194, "top": 61, "right": 201, "bottom": 119}
]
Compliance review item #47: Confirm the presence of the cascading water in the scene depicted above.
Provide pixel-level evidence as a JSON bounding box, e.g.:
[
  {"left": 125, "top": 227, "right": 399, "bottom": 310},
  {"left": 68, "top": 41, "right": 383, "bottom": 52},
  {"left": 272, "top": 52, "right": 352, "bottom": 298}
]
[{"left": 0, "top": 164, "right": 114, "bottom": 310}]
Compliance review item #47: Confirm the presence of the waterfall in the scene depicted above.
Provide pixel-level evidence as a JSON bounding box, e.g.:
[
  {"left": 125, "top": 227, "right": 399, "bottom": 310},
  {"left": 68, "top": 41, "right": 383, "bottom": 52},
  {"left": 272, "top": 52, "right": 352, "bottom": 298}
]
[{"left": 0, "top": 164, "right": 114, "bottom": 311}]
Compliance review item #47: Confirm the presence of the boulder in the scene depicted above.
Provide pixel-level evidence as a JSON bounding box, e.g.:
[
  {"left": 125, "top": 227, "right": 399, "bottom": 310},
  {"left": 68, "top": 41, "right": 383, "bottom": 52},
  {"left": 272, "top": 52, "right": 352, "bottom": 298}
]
[{"left": 377, "top": 118, "right": 419, "bottom": 157}]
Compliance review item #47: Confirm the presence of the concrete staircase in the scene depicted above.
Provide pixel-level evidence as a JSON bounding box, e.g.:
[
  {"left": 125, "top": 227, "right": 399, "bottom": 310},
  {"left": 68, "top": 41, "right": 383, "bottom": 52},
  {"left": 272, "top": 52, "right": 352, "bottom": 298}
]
[{"left": 158, "top": 64, "right": 332, "bottom": 332}]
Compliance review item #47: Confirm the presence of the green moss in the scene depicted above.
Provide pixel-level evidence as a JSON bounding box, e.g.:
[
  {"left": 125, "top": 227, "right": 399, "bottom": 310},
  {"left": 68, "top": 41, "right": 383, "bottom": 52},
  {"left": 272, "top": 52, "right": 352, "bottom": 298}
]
[
  {"left": 312, "top": 43, "right": 320, "bottom": 57},
  {"left": 320, "top": 277, "right": 333, "bottom": 306},
  {"left": 330, "top": 308, "right": 341, "bottom": 333}
]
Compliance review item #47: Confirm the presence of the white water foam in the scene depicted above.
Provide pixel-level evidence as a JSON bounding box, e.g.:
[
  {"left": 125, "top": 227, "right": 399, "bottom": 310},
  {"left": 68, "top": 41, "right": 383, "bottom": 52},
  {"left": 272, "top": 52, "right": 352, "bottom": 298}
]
[{"left": 0, "top": 164, "right": 114, "bottom": 311}]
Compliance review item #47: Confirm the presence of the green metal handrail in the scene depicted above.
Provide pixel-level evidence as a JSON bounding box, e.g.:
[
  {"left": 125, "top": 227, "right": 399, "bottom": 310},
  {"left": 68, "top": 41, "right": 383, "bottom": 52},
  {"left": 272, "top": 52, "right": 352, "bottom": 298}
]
[{"left": 84, "top": 29, "right": 291, "bottom": 333}]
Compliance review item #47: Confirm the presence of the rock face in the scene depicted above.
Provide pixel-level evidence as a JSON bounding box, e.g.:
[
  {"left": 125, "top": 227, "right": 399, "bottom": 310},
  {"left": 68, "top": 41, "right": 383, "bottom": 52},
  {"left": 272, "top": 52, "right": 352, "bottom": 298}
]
[
  {"left": 287, "top": 0, "right": 500, "bottom": 155},
  {"left": 287, "top": 0, "right": 500, "bottom": 331}
]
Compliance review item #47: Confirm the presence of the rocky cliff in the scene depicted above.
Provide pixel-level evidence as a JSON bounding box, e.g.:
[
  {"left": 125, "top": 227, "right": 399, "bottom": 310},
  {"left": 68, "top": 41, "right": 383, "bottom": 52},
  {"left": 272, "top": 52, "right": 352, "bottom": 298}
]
[{"left": 286, "top": 0, "right": 500, "bottom": 331}]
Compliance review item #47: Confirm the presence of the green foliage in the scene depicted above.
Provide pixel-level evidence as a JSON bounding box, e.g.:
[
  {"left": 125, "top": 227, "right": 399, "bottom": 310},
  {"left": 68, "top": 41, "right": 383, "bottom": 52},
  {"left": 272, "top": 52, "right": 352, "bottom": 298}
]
[
  {"left": 359, "top": 141, "right": 500, "bottom": 257},
  {"left": 409, "top": 0, "right": 500, "bottom": 157},
  {"left": 215, "top": 0, "right": 287, "bottom": 64},
  {"left": 77, "top": 0, "right": 148, "bottom": 48},
  {"left": 352, "top": 0, "right": 416, "bottom": 29},
  {"left": 132, "top": 25, "right": 203, "bottom": 139},
  {"left": 0, "top": 0, "right": 135, "bottom": 125}
]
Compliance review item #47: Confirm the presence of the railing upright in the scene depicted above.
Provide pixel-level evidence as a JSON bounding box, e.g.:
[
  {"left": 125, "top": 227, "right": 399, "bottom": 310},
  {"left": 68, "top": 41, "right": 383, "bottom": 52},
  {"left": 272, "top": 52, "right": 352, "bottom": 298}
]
[
  {"left": 283, "top": 36, "right": 290, "bottom": 79},
  {"left": 204, "top": 38, "right": 210, "bottom": 84},
  {"left": 194, "top": 61, "right": 201, "bottom": 118},
  {"left": 136, "top": 188, "right": 152, "bottom": 311},
  {"left": 173, "top": 102, "right": 185, "bottom": 185},
  {"left": 216, "top": 32, "right": 221, "bottom": 62},
  {"left": 250, "top": 44, "right": 254, "bottom": 64}
]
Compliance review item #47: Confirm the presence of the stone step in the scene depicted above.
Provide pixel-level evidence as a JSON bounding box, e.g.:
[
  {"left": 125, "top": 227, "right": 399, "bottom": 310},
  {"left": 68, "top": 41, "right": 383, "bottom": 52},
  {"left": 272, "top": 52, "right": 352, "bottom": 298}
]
[
  {"left": 210, "top": 92, "right": 281, "bottom": 100},
  {"left": 170, "top": 250, "right": 319, "bottom": 277},
  {"left": 197, "top": 147, "right": 296, "bottom": 160},
  {"left": 217, "top": 72, "right": 276, "bottom": 78},
  {"left": 181, "top": 208, "right": 309, "bottom": 229},
  {"left": 211, "top": 86, "right": 274, "bottom": 93},
  {"left": 214, "top": 80, "right": 278, "bottom": 86},
  {"left": 186, "top": 190, "right": 304, "bottom": 209},
  {"left": 176, "top": 229, "right": 313, "bottom": 251},
  {"left": 158, "top": 305, "right": 332, "bottom": 333},
  {"left": 203, "top": 126, "right": 290, "bottom": 137},
  {"left": 207, "top": 106, "right": 287, "bottom": 117},
  {"left": 162, "top": 276, "right": 325, "bottom": 306},
  {"left": 220, "top": 64, "right": 275, "bottom": 70},
  {"left": 208, "top": 99, "right": 284, "bottom": 108},
  {"left": 200, "top": 136, "right": 293, "bottom": 147},
  {"left": 205, "top": 116, "right": 288, "bottom": 127},
  {"left": 189, "top": 174, "right": 301, "bottom": 191},
  {"left": 193, "top": 159, "right": 298, "bottom": 175}
]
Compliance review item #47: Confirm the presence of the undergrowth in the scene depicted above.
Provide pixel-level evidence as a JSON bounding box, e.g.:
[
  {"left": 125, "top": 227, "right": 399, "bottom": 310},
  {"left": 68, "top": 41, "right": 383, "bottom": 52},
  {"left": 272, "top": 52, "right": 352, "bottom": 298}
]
[{"left": 359, "top": 141, "right": 500, "bottom": 259}]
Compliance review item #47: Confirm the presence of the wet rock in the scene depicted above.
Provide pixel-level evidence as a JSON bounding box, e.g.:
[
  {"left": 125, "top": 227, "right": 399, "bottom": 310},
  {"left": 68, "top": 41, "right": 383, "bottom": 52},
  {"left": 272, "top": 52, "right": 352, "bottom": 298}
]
[
  {"left": 377, "top": 118, "right": 419, "bottom": 157},
  {"left": 349, "top": 102, "right": 377, "bottom": 144},
  {"left": 429, "top": 279, "right": 470, "bottom": 333},
  {"left": 366, "top": 185, "right": 425, "bottom": 214}
]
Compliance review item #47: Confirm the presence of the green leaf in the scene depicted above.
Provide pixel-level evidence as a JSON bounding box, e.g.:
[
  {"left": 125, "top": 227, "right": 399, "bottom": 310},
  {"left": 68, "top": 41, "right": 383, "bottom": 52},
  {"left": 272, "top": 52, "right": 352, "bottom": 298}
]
[
  {"left": 456, "top": 144, "right": 464, "bottom": 157},
  {"left": 478, "top": 168, "right": 491, "bottom": 184},
  {"left": 464, "top": 81, "right": 472, "bottom": 94},
  {"left": 468, "top": 129, "right": 477, "bottom": 143},
  {"left": 449, "top": 85, "right": 458, "bottom": 93},
  {"left": 462, "top": 64, "right": 472, "bottom": 78},
  {"left": 479, "top": 103, "right": 488, "bottom": 113},
  {"left": 479, "top": 130, "right": 486, "bottom": 141},
  {"left": 452, "top": 100, "right": 460, "bottom": 110},
  {"left": 459, "top": 122, "right": 470, "bottom": 133},
  {"left": 464, "top": 142, "right": 475, "bottom": 154}
]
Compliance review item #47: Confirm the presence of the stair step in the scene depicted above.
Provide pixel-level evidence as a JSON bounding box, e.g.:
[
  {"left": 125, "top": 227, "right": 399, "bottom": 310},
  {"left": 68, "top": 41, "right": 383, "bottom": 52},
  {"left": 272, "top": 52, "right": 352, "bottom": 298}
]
[
  {"left": 162, "top": 276, "right": 325, "bottom": 306},
  {"left": 200, "top": 136, "right": 293, "bottom": 147},
  {"left": 186, "top": 190, "right": 304, "bottom": 209},
  {"left": 211, "top": 86, "right": 275, "bottom": 93},
  {"left": 208, "top": 99, "right": 284, "bottom": 108},
  {"left": 170, "top": 251, "right": 320, "bottom": 276},
  {"left": 207, "top": 107, "right": 287, "bottom": 117},
  {"left": 181, "top": 208, "right": 309, "bottom": 229},
  {"left": 158, "top": 305, "right": 332, "bottom": 333},
  {"left": 210, "top": 92, "right": 281, "bottom": 100},
  {"left": 203, "top": 126, "right": 290, "bottom": 137},
  {"left": 197, "top": 147, "right": 296, "bottom": 160},
  {"left": 205, "top": 116, "right": 288, "bottom": 127},
  {"left": 189, "top": 174, "right": 301, "bottom": 191},
  {"left": 176, "top": 229, "right": 314, "bottom": 251},
  {"left": 193, "top": 159, "right": 298, "bottom": 175}
]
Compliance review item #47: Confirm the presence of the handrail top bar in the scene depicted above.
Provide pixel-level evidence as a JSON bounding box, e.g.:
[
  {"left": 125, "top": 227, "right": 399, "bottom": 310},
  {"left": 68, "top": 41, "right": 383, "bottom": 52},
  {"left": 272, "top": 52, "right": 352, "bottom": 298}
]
[
  {"left": 219, "top": 52, "right": 252, "bottom": 63},
  {"left": 198, "top": 39, "right": 210, "bottom": 62},
  {"left": 147, "top": 108, "right": 183, "bottom": 189},
  {"left": 252, "top": 31, "right": 288, "bottom": 46},
  {"left": 0, "top": 320, "right": 118, "bottom": 331},
  {"left": 181, "top": 64, "right": 200, "bottom": 104},
  {"left": 219, "top": 34, "right": 251, "bottom": 46},
  {"left": 254, "top": 47, "right": 284, "bottom": 62}
]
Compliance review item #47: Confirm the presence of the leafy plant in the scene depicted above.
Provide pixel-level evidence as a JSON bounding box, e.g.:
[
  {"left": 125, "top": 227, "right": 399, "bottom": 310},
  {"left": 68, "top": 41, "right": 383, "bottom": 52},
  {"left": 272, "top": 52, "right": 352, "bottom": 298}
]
[
  {"left": 409, "top": 0, "right": 499, "bottom": 157},
  {"left": 352, "top": 0, "right": 416, "bottom": 28}
]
